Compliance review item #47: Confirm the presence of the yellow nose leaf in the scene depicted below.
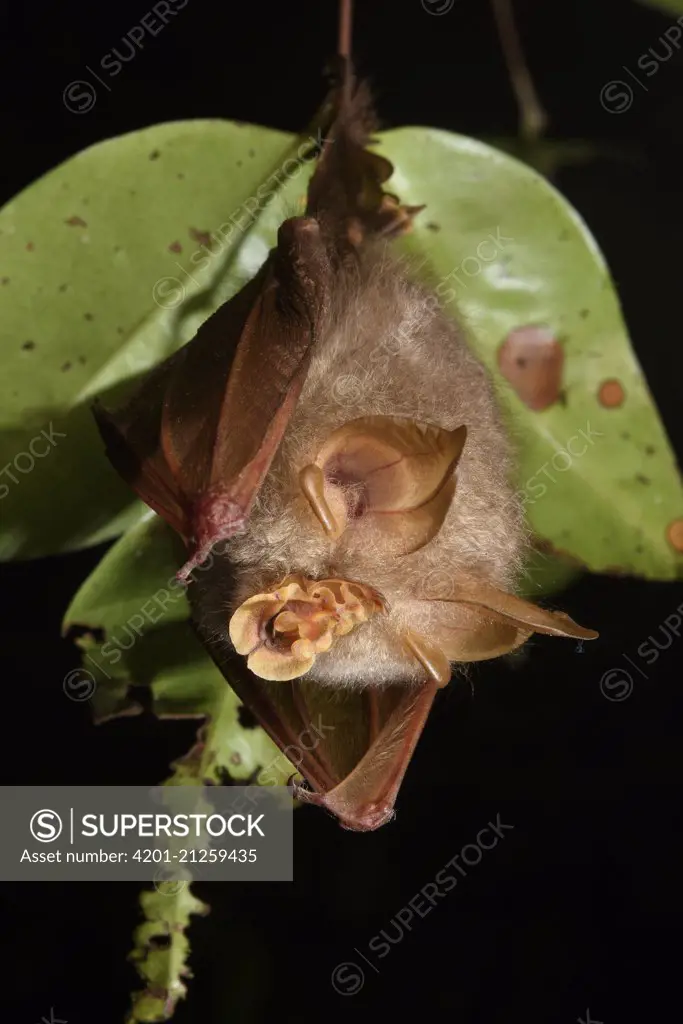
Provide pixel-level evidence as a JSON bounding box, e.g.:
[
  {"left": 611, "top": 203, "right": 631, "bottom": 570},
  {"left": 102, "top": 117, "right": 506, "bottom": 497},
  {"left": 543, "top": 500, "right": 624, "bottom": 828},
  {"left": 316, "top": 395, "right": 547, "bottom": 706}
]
[
  {"left": 228, "top": 575, "right": 385, "bottom": 680},
  {"left": 247, "top": 644, "right": 317, "bottom": 682},
  {"left": 228, "top": 596, "right": 285, "bottom": 655}
]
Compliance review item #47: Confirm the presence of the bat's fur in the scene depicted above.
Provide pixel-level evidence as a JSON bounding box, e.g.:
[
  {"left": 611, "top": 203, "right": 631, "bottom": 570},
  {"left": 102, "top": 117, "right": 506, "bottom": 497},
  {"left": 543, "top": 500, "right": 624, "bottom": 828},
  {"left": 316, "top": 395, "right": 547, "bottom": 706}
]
[
  {"left": 93, "top": 60, "right": 590, "bottom": 831},
  {"left": 206, "top": 244, "right": 527, "bottom": 689}
]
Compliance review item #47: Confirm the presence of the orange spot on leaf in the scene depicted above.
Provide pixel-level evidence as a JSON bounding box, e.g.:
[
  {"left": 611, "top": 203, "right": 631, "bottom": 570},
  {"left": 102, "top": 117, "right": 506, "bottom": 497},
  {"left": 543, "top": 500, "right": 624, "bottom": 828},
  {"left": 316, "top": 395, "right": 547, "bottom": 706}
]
[
  {"left": 666, "top": 519, "right": 683, "bottom": 553},
  {"left": 598, "top": 379, "right": 625, "bottom": 408},
  {"left": 497, "top": 325, "right": 564, "bottom": 411}
]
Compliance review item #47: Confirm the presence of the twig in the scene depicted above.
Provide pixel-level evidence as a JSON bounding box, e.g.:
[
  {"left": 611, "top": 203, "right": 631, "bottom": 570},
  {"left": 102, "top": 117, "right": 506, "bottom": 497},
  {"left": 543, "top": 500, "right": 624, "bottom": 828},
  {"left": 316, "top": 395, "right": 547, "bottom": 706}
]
[
  {"left": 490, "top": 0, "right": 548, "bottom": 141},
  {"left": 338, "top": 0, "right": 353, "bottom": 107},
  {"left": 338, "top": 0, "right": 352, "bottom": 59}
]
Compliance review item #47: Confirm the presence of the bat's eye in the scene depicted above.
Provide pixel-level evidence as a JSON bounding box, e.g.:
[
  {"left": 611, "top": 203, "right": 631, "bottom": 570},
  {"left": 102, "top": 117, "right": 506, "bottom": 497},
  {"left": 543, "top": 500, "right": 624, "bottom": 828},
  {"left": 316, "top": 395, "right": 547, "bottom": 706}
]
[{"left": 299, "top": 415, "right": 467, "bottom": 555}]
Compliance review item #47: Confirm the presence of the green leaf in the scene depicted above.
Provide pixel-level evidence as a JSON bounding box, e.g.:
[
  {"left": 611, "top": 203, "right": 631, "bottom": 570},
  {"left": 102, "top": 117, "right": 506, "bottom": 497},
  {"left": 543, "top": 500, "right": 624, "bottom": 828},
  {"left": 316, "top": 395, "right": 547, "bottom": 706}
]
[
  {"left": 0, "top": 119, "right": 295, "bottom": 560},
  {"left": 14, "top": 119, "right": 680, "bottom": 577},
  {"left": 54, "top": 109, "right": 682, "bottom": 1024},
  {"left": 173, "top": 123, "right": 681, "bottom": 579},
  {"left": 193, "top": 124, "right": 681, "bottom": 579},
  {"left": 374, "top": 128, "right": 683, "bottom": 580},
  {"left": 64, "top": 509, "right": 188, "bottom": 633},
  {"left": 127, "top": 882, "right": 208, "bottom": 1024},
  {"left": 517, "top": 545, "right": 581, "bottom": 599},
  {"left": 638, "top": 0, "right": 683, "bottom": 15},
  {"left": 64, "top": 513, "right": 293, "bottom": 1023},
  {"left": 63, "top": 513, "right": 292, "bottom": 784}
]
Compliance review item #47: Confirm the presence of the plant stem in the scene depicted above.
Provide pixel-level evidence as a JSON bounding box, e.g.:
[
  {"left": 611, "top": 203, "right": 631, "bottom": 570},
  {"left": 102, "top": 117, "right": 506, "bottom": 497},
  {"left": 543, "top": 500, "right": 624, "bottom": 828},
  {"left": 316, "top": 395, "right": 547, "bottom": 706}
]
[
  {"left": 338, "top": 0, "right": 353, "bottom": 107},
  {"left": 491, "top": 0, "right": 548, "bottom": 141},
  {"left": 338, "top": 0, "right": 352, "bottom": 59}
]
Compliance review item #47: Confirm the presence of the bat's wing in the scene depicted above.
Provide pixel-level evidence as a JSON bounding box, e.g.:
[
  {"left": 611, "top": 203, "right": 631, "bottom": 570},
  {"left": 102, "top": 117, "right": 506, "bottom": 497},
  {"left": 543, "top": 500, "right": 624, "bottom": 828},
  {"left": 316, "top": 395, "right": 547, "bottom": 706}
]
[
  {"left": 426, "top": 579, "right": 598, "bottom": 661},
  {"left": 96, "top": 219, "right": 331, "bottom": 578},
  {"left": 95, "top": 65, "right": 415, "bottom": 579},
  {"left": 192, "top": 614, "right": 439, "bottom": 832},
  {"left": 292, "top": 681, "right": 440, "bottom": 832},
  {"left": 96, "top": 33, "right": 440, "bottom": 832},
  {"left": 192, "top": 560, "right": 598, "bottom": 832}
]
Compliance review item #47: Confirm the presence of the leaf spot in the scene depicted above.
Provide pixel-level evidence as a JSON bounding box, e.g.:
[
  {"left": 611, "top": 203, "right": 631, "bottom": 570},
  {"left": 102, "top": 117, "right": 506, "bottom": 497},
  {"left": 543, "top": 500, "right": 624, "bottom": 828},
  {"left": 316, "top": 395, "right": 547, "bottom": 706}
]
[
  {"left": 666, "top": 519, "right": 683, "bottom": 552},
  {"left": 189, "top": 227, "right": 211, "bottom": 247},
  {"left": 598, "top": 379, "right": 625, "bottom": 408},
  {"left": 65, "top": 215, "right": 87, "bottom": 227},
  {"left": 168, "top": 241, "right": 182, "bottom": 253},
  {"left": 497, "top": 325, "right": 564, "bottom": 411}
]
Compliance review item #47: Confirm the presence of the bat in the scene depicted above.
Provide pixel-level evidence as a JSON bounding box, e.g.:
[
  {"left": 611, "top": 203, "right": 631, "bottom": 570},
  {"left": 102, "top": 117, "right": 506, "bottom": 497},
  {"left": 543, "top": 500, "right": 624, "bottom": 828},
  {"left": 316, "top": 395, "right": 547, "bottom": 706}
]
[{"left": 94, "top": 1, "right": 598, "bottom": 831}]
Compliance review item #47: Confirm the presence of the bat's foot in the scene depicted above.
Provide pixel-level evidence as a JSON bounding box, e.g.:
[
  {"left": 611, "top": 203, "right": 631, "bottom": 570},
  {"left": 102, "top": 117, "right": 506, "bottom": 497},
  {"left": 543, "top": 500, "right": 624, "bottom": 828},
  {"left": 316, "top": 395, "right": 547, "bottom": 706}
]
[{"left": 291, "top": 777, "right": 395, "bottom": 832}]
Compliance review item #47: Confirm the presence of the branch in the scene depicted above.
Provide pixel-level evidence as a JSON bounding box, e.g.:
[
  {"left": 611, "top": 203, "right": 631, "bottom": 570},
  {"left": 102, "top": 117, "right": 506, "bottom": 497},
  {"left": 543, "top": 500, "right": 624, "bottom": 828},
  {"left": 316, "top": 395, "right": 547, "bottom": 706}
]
[{"left": 491, "top": 0, "right": 548, "bottom": 141}]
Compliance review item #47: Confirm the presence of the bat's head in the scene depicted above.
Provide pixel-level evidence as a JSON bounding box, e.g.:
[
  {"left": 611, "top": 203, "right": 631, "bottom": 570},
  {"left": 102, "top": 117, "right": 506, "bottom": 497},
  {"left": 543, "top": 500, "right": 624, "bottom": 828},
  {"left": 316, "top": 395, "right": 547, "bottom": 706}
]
[{"left": 225, "top": 412, "right": 596, "bottom": 689}]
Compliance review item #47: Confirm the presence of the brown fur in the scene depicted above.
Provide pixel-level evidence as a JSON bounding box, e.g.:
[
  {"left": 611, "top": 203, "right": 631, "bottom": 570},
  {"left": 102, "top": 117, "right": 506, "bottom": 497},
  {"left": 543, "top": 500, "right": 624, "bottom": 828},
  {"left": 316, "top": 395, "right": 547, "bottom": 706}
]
[{"left": 203, "top": 243, "right": 527, "bottom": 688}]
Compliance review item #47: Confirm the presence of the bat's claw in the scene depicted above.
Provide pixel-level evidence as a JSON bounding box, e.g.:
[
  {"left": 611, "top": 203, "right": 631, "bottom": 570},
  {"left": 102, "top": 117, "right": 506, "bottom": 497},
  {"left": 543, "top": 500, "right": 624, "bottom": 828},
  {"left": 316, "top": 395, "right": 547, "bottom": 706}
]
[
  {"left": 291, "top": 776, "right": 395, "bottom": 831},
  {"left": 177, "top": 494, "right": 248, "bottom": 581}
]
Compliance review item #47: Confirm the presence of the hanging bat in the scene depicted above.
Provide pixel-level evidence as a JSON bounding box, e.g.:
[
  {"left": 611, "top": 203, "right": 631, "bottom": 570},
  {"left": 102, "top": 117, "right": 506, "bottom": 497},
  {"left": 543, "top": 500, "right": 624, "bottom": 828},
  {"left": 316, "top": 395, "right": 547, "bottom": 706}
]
[{"left": 94, "top": 2, "right": 598, "bottom": 831}]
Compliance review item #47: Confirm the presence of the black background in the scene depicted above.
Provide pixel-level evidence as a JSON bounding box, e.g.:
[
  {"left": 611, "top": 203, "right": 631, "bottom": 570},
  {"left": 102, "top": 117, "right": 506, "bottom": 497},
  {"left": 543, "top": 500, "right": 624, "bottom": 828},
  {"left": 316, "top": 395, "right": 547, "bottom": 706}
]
[{"left": 1, "top": 1, "right": 683, "bottom": 1022}]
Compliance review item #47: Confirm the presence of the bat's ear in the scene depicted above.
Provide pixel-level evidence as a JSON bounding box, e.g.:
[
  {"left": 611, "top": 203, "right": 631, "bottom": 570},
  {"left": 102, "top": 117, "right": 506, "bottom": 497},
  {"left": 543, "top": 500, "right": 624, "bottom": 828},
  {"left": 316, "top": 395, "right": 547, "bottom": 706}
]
[
  {"left": 427, "top": 579, "right": 599, "bottom": 662},
  {"left": 299, "top": 416, "right": 467, "bottom": 555}
]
